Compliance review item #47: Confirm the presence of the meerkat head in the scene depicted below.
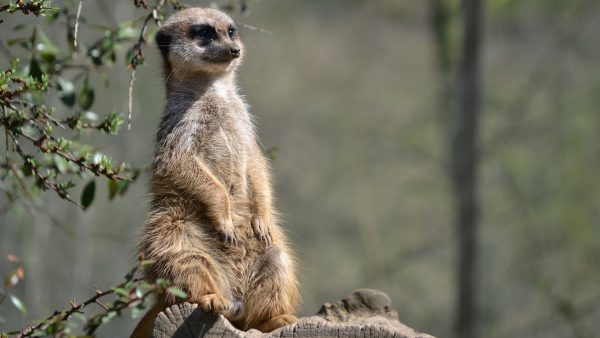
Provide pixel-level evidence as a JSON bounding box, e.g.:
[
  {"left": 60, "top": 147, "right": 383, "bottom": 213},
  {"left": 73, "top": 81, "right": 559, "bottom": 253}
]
[{"left": 156, "top": 8, "right": 243, "bottom": 77}]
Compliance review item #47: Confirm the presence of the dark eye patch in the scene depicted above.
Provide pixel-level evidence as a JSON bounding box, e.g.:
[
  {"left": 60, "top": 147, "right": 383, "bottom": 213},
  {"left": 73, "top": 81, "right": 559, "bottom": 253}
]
[
  {"left": 155, "top": 30, "right": 172, "bottom": 57},
  {"left": 188, "top": 24, "right": 217, "bottom": 41},
  {"left": 228, "top": 25, "right": 237, "bottom": 39}
]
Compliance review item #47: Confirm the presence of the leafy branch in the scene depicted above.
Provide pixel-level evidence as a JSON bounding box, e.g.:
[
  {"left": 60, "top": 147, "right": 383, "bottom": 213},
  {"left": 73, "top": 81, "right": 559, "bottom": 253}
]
[
  {"left": 0, "top": 0, "right": 57, "bottom": 17},
  {"left": 3, "top": 259, "right": 187, "bottom": 338},
  {"left": 0, "top": 1, "right": 151, "bottom": 208}
]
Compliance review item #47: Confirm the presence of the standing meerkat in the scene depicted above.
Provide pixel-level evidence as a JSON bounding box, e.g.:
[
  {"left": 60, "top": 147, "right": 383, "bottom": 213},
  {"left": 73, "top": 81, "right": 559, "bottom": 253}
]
[{"left": 131, "top": 8, "right": 299, "bottom": 338}]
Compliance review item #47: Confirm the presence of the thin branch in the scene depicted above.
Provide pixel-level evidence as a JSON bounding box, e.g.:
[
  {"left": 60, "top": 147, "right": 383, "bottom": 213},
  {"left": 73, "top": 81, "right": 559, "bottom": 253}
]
[
  {"left": 128, "top": 69, "right": 136, "bottom": 131},
  {"left": 127, "top": 11, "right": 155, "bottom": 130},
  {"left": 239, "top": 22, "right": 271, "bottom": 35},
  {"left": 94, "top": 299, "right": 109, "bottom": 311},
  {"left": 73, "top": 0, "right": 83, "bottom": 50}
]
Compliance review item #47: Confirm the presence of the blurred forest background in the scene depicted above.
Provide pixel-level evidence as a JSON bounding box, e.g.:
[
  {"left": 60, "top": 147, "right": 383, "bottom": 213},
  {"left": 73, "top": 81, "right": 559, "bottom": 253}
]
[{"left": 1, "top": 0, "right": 600, "bottom": 337}]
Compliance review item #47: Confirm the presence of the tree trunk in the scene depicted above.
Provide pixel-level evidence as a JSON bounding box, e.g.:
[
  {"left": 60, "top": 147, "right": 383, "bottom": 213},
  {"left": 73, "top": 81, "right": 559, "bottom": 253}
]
[{"left": 452, "top": 0, "right": 483, "bottom": 338}]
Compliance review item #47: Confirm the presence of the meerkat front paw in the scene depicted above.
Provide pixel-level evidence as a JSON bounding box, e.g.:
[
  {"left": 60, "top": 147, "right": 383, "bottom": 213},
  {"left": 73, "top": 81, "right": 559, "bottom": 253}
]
[
  {"left": 251, "top": 215, "right": 272, "bottom": 245},
  {"left": 216, "top": 217, "right": 238, "bottom": 245}
]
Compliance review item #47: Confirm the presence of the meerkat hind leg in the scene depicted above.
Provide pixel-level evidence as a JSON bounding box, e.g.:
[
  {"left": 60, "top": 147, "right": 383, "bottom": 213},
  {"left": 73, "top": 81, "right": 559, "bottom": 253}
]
[
  {"left": 144, "top": 215, "right": 237, "bottom": 318},
  {"left": 243, "top": 246, "right": 299, "bottom": 332},
  {"left": 172, "top": 254, "right": 237, "bottom": 318}
]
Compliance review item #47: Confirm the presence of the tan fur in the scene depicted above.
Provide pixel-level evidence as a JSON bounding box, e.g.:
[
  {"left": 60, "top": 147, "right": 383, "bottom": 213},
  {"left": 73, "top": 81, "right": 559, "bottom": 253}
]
[{"left": 131, "top": 8, "right": 299, "bottom": 338}]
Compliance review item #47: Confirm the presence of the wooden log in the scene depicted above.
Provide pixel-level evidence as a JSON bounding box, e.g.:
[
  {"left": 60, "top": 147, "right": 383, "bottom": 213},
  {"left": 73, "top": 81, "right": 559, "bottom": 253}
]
[{"left": 152, "top": 289, "right": 435, "bottom": 338}]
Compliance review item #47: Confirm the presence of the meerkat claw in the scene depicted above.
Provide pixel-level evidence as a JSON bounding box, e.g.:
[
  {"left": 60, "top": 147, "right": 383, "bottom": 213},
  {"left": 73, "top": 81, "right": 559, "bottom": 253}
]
[
  {"left": 217, "top": 217, "right": 238, "bottom": 245},
  {"left": 222, "top": 231, "right": 238, "bottom": 245},
  {"left": 251, "top": 216, "right": 272, "bottom": 246}
]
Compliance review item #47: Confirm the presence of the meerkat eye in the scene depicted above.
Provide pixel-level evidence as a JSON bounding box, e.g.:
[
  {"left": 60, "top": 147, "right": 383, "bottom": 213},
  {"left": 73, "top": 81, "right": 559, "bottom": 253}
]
[
  {"left": 188, "top": 24, "right": 217, "bottom": 40},
  {"left": 228, "top": 26, "right": 237, "bottom": 39}
]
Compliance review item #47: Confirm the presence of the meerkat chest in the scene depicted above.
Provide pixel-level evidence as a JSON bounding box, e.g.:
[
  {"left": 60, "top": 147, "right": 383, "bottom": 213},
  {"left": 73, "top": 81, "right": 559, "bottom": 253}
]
[{"left": 194, "top": 98, "right": 253, "bottom": 170}]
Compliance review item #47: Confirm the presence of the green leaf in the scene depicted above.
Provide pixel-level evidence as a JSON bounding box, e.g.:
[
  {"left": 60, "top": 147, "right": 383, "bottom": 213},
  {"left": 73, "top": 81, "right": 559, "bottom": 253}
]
[
  {"left": 57, "top": 77, "right": 75, "bottom": 107},
  {"left": 131, "top": 303, "right": 146, "bottom": 318},
  {"left": 4, "top": 271, "right": 20, "bottom": 288},
  {"left": 139, "top": 259, "right": 155, "bottom": 267},
  {"left": 108, "top": 180, "right": 118, "bottom": 200},
  {"left": 53, "top": 155, "right": 69, "bottom": 174},
  {"left": 116, "top": 180, "right": 130, "bottom": 196},
  {"left": 89, "top": 48, "right": 103, "bottom": 66},
  {"left": 45, "top": 9, "right": 60, "bottom": 23},
  {"left": 167, "top": 287, "right": 188, "bottom": 299},
  {"left": 29, "top": 59, "right": 43, "bottom": 81},
  {"left": 79, "top": 77, "right": 95, "bottom": 110},
  {"left": 135, "top": 287, "right": 144, "bottom": 299},
  {"left": 102, "top": 112, "right": 124, "bottom": 134},
  {"left": 101, "top": 311, "right": 117, "bottom": 324},
  {"left": 9, "top": 295, "right": 27, "bottom": 315},
  {"left": 72, "top": 312, "right": 87, "bottom": 323},
  {"left": 113, "top": 287, "right": 129, "bottom": 297},
  {"left": 154, "top": 279, "right": 171, "bottom": 288},
  {"left": 81, "top": 180, "right": 96, "bottom": 210},
  {"left": 41, "top": 7, "right": 60, "bottom": 16},
  {"left": 116, "top": 25, "right": 137, "bottom": 40},
  {"left": 37, "top": 30, "right": 60, "bottom": 64},
  {"left": 126, "top": 47, "right": 137, "bottom": 66},
  {"left": 12, "top": 23, "right": 27, "bottom": 31},
  {"left": 83, "top": 111, "right": 99, "bottom": 122}
]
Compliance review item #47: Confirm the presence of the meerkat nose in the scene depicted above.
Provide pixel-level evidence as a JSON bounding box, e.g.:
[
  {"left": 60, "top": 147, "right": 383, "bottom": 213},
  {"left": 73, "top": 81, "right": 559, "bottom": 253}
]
[{"left": 230, "top": 47, "right": 240, "bottom": 58}]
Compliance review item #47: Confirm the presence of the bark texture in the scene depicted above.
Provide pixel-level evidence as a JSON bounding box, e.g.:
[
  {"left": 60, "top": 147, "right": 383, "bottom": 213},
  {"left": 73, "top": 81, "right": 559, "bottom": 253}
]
[{"left": 152, "top": 289, "right": 435, "bottom": 338}]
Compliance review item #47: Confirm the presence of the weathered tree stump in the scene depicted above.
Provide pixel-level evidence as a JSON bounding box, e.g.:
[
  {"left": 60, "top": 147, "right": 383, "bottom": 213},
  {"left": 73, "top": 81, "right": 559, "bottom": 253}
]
[{"left": 152, "top": 289, "right": 435, "bottom": 338}]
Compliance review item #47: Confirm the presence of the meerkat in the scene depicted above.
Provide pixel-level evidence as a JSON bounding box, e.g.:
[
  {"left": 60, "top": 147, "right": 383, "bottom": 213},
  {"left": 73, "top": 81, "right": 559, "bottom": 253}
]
[{"left": 130, "top": 8, "right": 299, "bottom": 338}]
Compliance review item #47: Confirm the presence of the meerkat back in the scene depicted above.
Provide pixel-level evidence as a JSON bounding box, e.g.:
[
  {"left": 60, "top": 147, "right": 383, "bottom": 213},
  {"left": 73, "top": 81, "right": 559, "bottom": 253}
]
[{"left": 131, "top": 8, "right": 299, "bottom": 338}]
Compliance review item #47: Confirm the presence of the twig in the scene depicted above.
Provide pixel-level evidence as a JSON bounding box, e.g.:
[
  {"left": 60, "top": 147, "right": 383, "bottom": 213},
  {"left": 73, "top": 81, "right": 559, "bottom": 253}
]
[
  {"left": 73, "top": 0, "right": 83, "bottom": 50},
  {"left": 95, "top": 299, "right": 109, "bottom": 311},
  {"left": 127, "top": 11, "right": 154, "bottom": 130},
  {"left": 128, "top": 68, "right": 136, "bottom": 131},
  {"left": 239, "top": 22, "right": 271, "bottom": 35},
  {"left": 2, "top": 105, "right": 8, "bottom": 157}
]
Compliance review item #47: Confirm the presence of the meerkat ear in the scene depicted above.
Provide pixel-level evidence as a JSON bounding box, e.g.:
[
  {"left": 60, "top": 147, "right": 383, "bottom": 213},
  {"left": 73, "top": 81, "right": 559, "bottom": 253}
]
[{"left": 155, "top": 29, "right": 172, "bottom": 58}]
